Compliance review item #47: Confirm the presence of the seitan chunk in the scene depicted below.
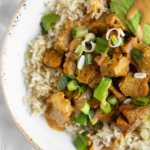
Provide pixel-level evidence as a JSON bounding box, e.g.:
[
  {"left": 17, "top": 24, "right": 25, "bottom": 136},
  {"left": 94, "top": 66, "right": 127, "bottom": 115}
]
[
  {"left": 109, "top": 84, "right": 126, "bottom": 102},
  {"left": 73, "top": 90, "right": 89, "bottom": 109},
  {"left": 69, "top": 39, "right": 83, "bottom": 52},
  {"left": 54, "top": 15, "right": 92, "bottom": 52},
  {"left": 88, "top": 70, "right": 102, "bottom": 88},
  {"left": 121, "top": 37, "right": 137, "bottom": 58},
  {"left": 132, "top": 43, "right": 150, "bottom": 76},
  {"left": 116, "top": 114, "right": 137, "bottom": 131},
  {"left": 64, "top": 90, "right": 74, "bottom": 101},
  {"left": 44, "top": 49, "right": 63, "bottom": 68},
  {"left": 54, "top": 30, "right": 72, "bottom": 52},
  {"left": 95, "top": 108, "right": 120, "bottom": 123},
  {"left": 88, "top": 98, "right": 100, "bottom": 109},
  {"left": 65, "top": 51, "right": 78, "bottom": 61},
  {"left": 46, "top": 92, "right": 72, "bottom": 125},
  {"left": 95, "top": 52, "right": 130, "bottom": 77},
  {"left": 119, "top": 73, "right": 149, "bottom": 98},
  {"left": 76, "top": 65, "right": 99, "bottom": 84},
  {"left": 65, "top": 39, "right": 83, "bottom": 61},
  {"left": 63, "top": 59, "right": 76, "bottom": 75},
  {"left": 89, "top": 13, "right": 125, "bottom": 36},
  {"left": 54, "top": 20, "right": 83, "bottom": 52},
  {"left": 120, "top": 104, "right": 149, "bottom": 125}
]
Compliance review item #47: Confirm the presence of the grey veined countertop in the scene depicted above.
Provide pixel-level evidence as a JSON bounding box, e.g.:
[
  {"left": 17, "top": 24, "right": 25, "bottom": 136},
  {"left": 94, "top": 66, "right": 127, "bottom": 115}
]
[{"left": 0, "top": 0, "right": 35, "bottom": 150}]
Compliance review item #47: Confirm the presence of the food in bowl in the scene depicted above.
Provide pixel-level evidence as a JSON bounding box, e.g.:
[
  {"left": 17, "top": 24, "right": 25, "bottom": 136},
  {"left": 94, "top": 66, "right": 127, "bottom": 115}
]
[{"left": 23, "top": 0, "right": 150, "bottom": 149}]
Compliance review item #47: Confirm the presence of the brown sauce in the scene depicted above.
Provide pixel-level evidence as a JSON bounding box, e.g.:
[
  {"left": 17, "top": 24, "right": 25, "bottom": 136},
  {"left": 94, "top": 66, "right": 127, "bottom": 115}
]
[
  {"left": 127, "top": 0, "right": 150, "bottom": 40},
  {"left": 46, "top": 117, "right": 63, "bottom": 132}
]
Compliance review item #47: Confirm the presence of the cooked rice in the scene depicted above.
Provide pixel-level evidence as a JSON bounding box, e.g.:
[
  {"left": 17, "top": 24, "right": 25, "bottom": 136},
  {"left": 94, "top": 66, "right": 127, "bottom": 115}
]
[{"left": 23, "top": 0, "right": 150, "bottom": 149}]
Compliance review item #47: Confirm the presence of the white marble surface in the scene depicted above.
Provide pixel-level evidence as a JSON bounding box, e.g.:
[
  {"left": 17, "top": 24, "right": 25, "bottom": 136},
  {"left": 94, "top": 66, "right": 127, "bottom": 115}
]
[{"left": 0, "top": 0, "right": 35, "bottom": 150}]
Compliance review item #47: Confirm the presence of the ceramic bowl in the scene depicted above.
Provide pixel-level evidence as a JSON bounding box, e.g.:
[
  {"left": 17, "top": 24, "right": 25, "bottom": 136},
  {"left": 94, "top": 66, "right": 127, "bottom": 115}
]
[{"left": 0, "top": 0, "right": 74, "bottom": 149}]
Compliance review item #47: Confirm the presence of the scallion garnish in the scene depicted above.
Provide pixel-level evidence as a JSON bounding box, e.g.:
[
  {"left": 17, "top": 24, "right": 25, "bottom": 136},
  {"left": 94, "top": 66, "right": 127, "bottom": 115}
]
[
  {"left": 95, "top": 37, "right": 109, "bottom": 54},
  {"left": 77, "top": 55, "right": 85, "bottom": 70},
  {"left": 80, "top": 102, "right": 90, "bottom": 115},
  {"left": 73, "top": 112, "right": 88, "bottom": 126},
  {"left": 111, "top": 35, "right": 118, "bottom": 45},
  {"left": 85, "top": 33, "right": 96, "bottom": 43},
  {"left": 107, "top": 94, "right": 119, "bottom": 106},
  {"left": 82, "top": 130, "right": 90, "bottom": 136},
  {"left": 133, "top": 97, "right": 149, "bottom": 106},
  {"left": 84, "top": 54, "right": 92, "bottom": 65},
  {"left": 56, "top": 75, "right": 68, "bottom": 91},
  {"left": 73, "top": 134, "right": 88, "bottom": 150},
  {"left": 100, "top": 102, "right": 112, "bottom": 114},
  {"left": 131, "top": 49, "right": 143, "bottom": 64},
  {"left": 59, "top": 51, "right": 65, "bottom": 54},
  {"left": 84, "top": 88, "right": 93, "bottom": 100},
  {"left": 110, "top": 35, "right": 124, "bottom": 47},
  {"left": 67, "top": 80, "right": 80, "bottom": 92},
  {"left": 42, "top": 13, "right": 59, "bottom": 31},
  {"left": 75, "top": 84, "right": 89, "bottom": 99},
  {"left": 72, "top": 26, "right": 89, "bottom": 39},
  {"left": 88, "top": 109, "right": 96, "bottom": 125},
  {"left": 75, "top": 45, "right": 85, "bottom": 56},
  {"left": 107, "top": 53, "right": 113, "bottom": 59},
  {"left": 65, "top": 74, "right": 76, "bottom": 80},
  {"left": 94, "top": 77, "right": 112, "bottom": 102}
]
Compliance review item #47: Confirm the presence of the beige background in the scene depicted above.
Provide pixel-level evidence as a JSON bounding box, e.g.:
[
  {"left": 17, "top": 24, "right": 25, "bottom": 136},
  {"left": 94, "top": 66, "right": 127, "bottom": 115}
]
[{"left": 0, "top": 0, "right": 35, "bottom": 150}]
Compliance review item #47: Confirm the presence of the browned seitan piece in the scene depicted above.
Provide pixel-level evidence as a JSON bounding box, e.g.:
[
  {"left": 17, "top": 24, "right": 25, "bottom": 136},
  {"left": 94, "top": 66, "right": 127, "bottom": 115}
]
[
  {"left": 76, "top": 65, "right": 99, "bottom": 84},
  {"left": 95, "top": 52, "right": 130, "bottom": 77},
  {"left": 44, "top": 49, "right": 63, "bottom": 68},
  {"left": 119, "top": 73, "right": 149, "bottom": 98},
  {"left": 46, "top": 92, "right": 73, "bottom": 125},
  {"left": 63, "top": 59, "right": 76, "bottom": 75}
]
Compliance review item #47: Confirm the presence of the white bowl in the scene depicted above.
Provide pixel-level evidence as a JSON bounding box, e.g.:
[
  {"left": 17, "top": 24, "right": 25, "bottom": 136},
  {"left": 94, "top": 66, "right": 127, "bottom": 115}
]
[{"left": 0, "top": 0, "right": 75, "bottom": 149}]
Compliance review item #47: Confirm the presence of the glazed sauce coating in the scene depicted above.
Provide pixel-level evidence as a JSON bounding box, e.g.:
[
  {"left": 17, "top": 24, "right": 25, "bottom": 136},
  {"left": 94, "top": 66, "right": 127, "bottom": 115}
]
[
  {"left": 46, "top": 117, "right": 63, "bottom": 132},
  {"left": 127, "top": 0, "right": 150, "bottom": 40}
]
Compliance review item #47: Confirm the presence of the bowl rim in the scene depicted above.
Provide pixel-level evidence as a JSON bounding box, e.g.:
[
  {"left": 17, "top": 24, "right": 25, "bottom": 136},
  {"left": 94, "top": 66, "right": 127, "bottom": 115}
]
[{"left": 0, "top": 0, "right": 41, "bottom": 149}]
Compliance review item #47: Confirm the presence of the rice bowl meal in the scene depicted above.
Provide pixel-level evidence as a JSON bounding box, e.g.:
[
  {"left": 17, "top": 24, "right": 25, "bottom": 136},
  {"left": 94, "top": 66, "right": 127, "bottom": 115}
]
[{"left": 22, "top": 0, "right": 150, "bottom": 149}]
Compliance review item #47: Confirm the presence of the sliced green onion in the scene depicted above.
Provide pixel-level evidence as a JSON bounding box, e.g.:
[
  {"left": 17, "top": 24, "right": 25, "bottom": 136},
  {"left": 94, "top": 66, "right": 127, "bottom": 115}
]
[
  {"left": 133, "top": 97, "right": 149, "bottom": 106},
  {"left": 75, "top": 45, "right": 85, "bottom": 56},
  {"left": 59, "top": 51, "right": 65, "bottom": 54},
  {"left": 95, "top": 37, "right": 109, "bottom": 54},
  {"left": 85, "top": 33, "right": 96, "bottom": 43},
  {"left": 73, "top": 112, "right": 88, "bottom": 126},
  {"left": 75, "top": 84, "right": 88, "bottom": 99},
  {"left": 148, "top": 106, "right": 150, "bottom": 121},
  {"left": 107, "top": 53, "right": 113, "bottom": 59},
  {"left": 94, "top": 77, "right": 112, "bottom": 102},
  {"left": 84, "top": 54, "right": 92, "bottom": 65},
  {"left": 120, "top": 38, "right": 124, "bottom": 46},
  {"left": 82, "top": 130, "right": 90, "bottom": 136},
  {"left": 88, "top": 109, "right": 96, "bottom": 125},
  {"left": 111, "top": 35, "right": 118, "bottom": 45},
  {"left": 80, "top": 102, "right": 90, "bottom": 115},
  {"left": 67, "top": 80, "right": 79, "bottom": 92},
  {"left": 78, "top": 69, "right": 81, "bottom": 75},
  {"left": 85, "top": 88, "right": 93, "bottom": 100},
  {"left": 56, "top": 75, "right": 68, "bottom": 91},
  {"left": 72, "top": 26, "right": 89, "bottom": 39},
  {"left": 140, "top": 129, "right": 149, "bottom": 139},
  {"left": 107, "top": 94, "right": 119, "bottom": 106},
  {"left": 65, "top": 74, "right": 76, "bottom": 80},
  {"left": 77, "top": 55, "right": 85, "bottom": 70},
  {"left": 73, "top": 134, "right": 88, "bottom": 150},
  {"left": 80, "top": 84, "right": 88, "bottom": 94},
  {"left": 100, "top": 102, "right": 112, "bottom": 114},
  {"left": 110, "top": 35, "right": 124, "bottom": 47},
  {"left": 42, "top": 13, "right": 59, "bottom": 31},
  {"left": 131, "top": 49, "right": 143, "bottom": 64}
]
